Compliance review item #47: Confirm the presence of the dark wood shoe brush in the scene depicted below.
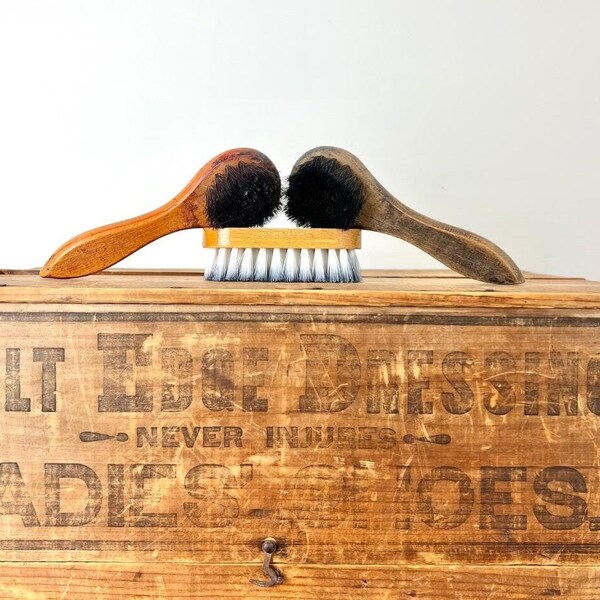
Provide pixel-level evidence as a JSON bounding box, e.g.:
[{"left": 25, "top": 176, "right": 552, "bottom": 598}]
[
  {"left": 41, "top": 148, "right": 281, "bottom": 278},
  {"left": 285, "top": 146, "right": 523, "bottom": 285}
]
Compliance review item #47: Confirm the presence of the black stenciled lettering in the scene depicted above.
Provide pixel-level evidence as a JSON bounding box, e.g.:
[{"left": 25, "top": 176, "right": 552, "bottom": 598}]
[
  {"left": 162, "top": 426, "right": 180, "bottom": 447},
  {"left": 203, "top": 426, "right": 221, "bottom": 447},
  {"left": 243, "top": 347, "right": 268, "bottom": 412},
  {"left": 524, "top": 352, "right": 541, "bottom": 415},
  {"left": 184, "top": 464, "right": 240, "bottom": 527},
  {"left": 548, "top": 352, "right": 579, "bottom": 416},
  {"left": 379, "top": 427, "right": 397, "bottom": 449},
  {"left": 0, "top": 463, "right": 39, "bottom": 526},
  {"left": 201, "top": 349, "right": 234, "bottom": 411},
  {"left": 408, "top": 350, "right": 433, "bottom": 414},
  {"left": 299, "top": 334, "right": 360, "bottom": 412},
  {"left": 586, "top": 355, "right": 600, "bottom": 415},
  {"left": 416, "top": 466, "right": 474, "bottom": 529},
  {"left": 358, "top": 427, "right": 377, "bottom": 449},
  {"left": 5, "top": 348, "right": 30, "bottom": 412},
  {"left": 161, "top": 348, "right": 193, "bottom": 412},
  {"left": 534, "top": 466, "right": 587, "bottom": 530},
  {"left": 98, "top": 334, "right": 153, "bottom": 412},
  {"left": 337, "top": 427, "right": 356, "bottom": 448},
  {"left": 32, "top": 348, "right": 65, "bottom": 412},
  {"left": 137, "top": 427, "right": 158, "bottom": 447},
  {"left": 441, "top": 352, "right": 474, "bottom": 414},
  {"left": 298, "top": 427, "right": 315, "bottom": 448},
  {"left": 45, "top": 463, "right": 102, "bottom": 526},
  {"left": 274, "top": 427, "right": 298, "bottom": 448},
  {"left": 108, "top": 464, "right": 125, "bottom": 527},
  {"left": 483, "top": 352, "right": 516, "bottom": 415},
  {"left": 223, "top": 427, "right": 243, "bottom": 447},
  {"left": 367, "top": 349, "right": 400, "bottom": 414},
  {"left": 182, "top": 426, "right": 202, "bottom": 447},
  {"left": 130, "top": 464, "right": 177, "bottom": 527},
  {"left": 266, "top": 426, "right": 274, "bottom": 447},
  {"left": 480, "top": 466, "right": 527, "bottom": 530}
]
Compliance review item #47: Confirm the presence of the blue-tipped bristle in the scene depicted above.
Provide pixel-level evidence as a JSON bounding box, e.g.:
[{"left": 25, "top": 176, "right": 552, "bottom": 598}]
[{"left": 205, "top": 246, "right": 361, "bottom": 283}]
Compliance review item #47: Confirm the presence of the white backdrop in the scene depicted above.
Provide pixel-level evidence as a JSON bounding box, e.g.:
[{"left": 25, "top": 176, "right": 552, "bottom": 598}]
[{"left": 0, "top": 0, "right": 598, "bottom": 279}]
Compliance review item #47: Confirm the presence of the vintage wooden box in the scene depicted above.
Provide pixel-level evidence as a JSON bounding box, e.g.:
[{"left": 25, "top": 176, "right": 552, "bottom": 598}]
[{"left": 0, "top": 268, "right": 599, "bottom": 598}]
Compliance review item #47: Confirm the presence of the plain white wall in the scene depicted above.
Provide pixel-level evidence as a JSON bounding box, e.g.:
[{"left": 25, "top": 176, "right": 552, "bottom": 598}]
[{"left": 0, "top": 0, "right": 598, "bottom": 279}]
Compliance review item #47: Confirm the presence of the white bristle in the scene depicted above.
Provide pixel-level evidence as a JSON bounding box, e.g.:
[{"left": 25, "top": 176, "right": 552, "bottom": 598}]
[
  {"left": 254, "top": 248, "right": 269, "bottom": 281},
  {"left": 224, "top": 248, "right": 242, "bottom": 281},
  {"left": 208, "top": 248, "right": 230, "bottom": 281},
  {"left": 269, "top": 248, "right": 284, "bottom": 282},
  {"left": 283, "top": 249, "right": 300, "bottom": 282},
  {"left": 327, "top": 249, "right": 342, "bottom": 283},
  {"left": 298, "top": 248, "right": 314, "bottom": 282},
  {"left": 204, "top": 248, "right": 218, "bottom": 280},
  {"left": 348, "top": 249, "right": 362, "bottom": 282},
  {"left": 204, "top": 244, "right": 362, "bottom": 283},
  {"left": 238, "top": 248, "right": 255, "bottom": 281},
  {"left": 338, "top": 249, "right": 355, "bottom": 283},
  {"left": 313, "top": 249, "right": 327, "bottom": 282}
]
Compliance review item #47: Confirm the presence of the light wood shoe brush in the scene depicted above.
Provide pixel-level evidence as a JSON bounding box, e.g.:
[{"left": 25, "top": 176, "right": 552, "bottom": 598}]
[
  {"left": 41, "top": 148, "right": 281, "bottom": 278},
  {"left": 203, "top": 227, "right": 362, "bottom": 282},
  {"left": 285, "top": 146, "right": 523, "bottom": 285}
]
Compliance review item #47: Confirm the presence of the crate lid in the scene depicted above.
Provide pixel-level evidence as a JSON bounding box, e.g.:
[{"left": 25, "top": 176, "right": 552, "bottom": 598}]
[{"left": 0, "top": 269, "right": 599, "bottom": 309}]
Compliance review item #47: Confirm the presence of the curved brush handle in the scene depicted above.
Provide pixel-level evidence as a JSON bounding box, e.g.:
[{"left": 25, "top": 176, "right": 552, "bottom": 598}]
[
  {"left": 41, "top": 205, "right": 190, "bottom": 278},
  {"left": 299, "top": 146, "right": 524, "bottom": 285},
  {"left": 360, "top": 197, "right": 523, "bottom": 284}
]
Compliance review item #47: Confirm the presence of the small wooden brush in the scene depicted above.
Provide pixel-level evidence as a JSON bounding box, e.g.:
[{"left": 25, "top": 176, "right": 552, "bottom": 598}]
[
  {"left": 41, "top": 148, "right": 281, "bottom": 278},
  {"left": 203, "top": 228, "right": 362, "bottom": 282},
  {"left": 285, "top": 146, "right": 524, "bottom": 285}
]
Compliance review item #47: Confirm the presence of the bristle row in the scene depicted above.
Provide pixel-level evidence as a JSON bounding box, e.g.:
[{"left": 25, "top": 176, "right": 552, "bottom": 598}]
[{"left": 205, "top": 248, "right": 361, "bottom": 282}]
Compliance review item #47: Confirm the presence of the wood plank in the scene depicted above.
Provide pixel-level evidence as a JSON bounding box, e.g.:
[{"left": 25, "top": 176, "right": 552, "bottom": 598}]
[
  {"left": 0, "top": 271, "right": 599, "bottom": 309},
  {"left": 0, "top": 304, "right": 599, "bottom": 565},
  {"left": 0, "top": 268, "right": 585, "bottom": 279},
  {"left": 1, "top": 269, "right": 599, "bottom": 598},
  {"left": 0, "top": 563, "right": 597, "bottom": 599}
]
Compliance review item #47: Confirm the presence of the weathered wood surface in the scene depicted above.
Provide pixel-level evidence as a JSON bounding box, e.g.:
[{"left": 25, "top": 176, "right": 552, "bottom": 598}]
[
  {"left": 0, "top": 563, "right": 598, "bottom": 599},
  {"left": 0, "top": 269, "right": 599, "bottom": 308},
  {"left": 0, "top": 270, "right": 598, "bottom": 596}
]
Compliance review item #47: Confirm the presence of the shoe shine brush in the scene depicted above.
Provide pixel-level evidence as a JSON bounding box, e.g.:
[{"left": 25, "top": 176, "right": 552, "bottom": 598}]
[
  {"left": 285, "top": 146, "right": 524, "bottom": 285},
  {"left": 203, "top": 227, "right": 361, "bottom": 282},
  {"left": 41, "top": 148, "right": 282, "bottom": 278}
]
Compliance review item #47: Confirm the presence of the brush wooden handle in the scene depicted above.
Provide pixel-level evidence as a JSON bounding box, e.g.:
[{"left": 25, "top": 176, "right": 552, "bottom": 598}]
[
  {"left": 358, "top": 196, "right": 524, "bottom": 284},
  {"left": 300, "top": 146, "right": 524, "bottom": 285},
  {"left": 40, "top": 204, "right": 192, "bottom": 278},
  {"left": 41, "top": 148, "right": 280, "bottom": 279}
]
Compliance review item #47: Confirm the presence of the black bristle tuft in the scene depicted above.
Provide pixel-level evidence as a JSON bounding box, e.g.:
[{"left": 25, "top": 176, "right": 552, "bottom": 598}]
[
  {"left": 284, "top": 156, "right": 364, "bottom": 229},
  {"left": 206, "top": 162, "right": 281, "bottom": 228}
]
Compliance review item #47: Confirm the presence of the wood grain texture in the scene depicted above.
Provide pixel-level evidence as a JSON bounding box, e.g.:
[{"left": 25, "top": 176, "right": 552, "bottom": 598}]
[
  {"left": 0, "top": 270, "right": 598, "bottom": 597},
  {"left": 0, "top": 563, "right": 598, "bottom": 599},
  {"left": 40, "top": 149, "right": 278, "bottom": 279},
  {"left": 1, "top": 270, "right": 599, "bottom": 308},
  {"left": 292, "top": 147, "right": 524, "bottom": 285},
  {"left": 3, "top": 268, "right": 580, "bottom": 279},
  {"left": 203, "top": 227, "right": 361, "bottom": 249}
]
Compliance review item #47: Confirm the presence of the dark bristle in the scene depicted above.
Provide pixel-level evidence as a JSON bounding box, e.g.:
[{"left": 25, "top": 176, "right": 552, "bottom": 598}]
[
  {"left": 284, "top": 156, "right": 364, "bottom": 229},
  {"left": 206, "top": 162, "right": 281, "bottom": 228}
]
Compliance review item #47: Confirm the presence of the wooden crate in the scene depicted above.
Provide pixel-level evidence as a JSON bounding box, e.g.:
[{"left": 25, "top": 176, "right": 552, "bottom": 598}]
[{"left": 0, "top": 268, "right": 599, "bottom": 599}]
